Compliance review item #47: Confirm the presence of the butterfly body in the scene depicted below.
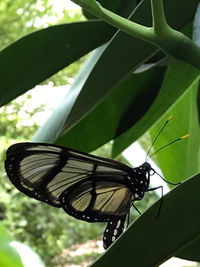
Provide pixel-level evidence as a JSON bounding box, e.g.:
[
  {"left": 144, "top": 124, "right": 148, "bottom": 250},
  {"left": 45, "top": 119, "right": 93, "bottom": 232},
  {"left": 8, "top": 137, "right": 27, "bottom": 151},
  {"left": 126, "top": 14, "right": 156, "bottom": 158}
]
[{"left": 5, "top": 142, "right": 154, "bottom": 249}]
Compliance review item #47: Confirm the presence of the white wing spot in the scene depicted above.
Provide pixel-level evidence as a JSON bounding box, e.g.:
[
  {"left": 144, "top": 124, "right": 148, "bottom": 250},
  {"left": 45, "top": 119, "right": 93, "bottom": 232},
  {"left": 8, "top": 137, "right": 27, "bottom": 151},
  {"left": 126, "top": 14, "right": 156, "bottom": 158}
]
[
  {"left": 116, "top": 220, "right": 121, "bottom": 228},
  {"left": 112, "top": 236, "right": 116, "bottom": 242},
  {"left": 114, "top": 229, "right": 118, "bottom": 236}
]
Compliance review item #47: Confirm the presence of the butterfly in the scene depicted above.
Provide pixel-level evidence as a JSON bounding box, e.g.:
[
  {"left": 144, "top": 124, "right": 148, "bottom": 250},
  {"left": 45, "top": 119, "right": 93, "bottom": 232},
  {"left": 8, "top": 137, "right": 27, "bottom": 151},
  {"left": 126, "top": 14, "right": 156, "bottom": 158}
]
[
  {"left": 4, "top": 117, "right": 188, "bottom": 249},
  {"left": 5, "top": 142, "right": 159, "bottom": 249}
]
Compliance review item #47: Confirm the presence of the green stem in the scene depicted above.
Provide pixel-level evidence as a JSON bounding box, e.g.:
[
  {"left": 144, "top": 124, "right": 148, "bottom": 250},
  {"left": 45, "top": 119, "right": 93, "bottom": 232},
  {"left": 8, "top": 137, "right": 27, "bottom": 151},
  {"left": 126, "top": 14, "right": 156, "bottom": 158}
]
[
  {"left": 72, "top": 0, "right": 155, "bottom": 43},
  {"left": 71, "top": 0, "right": 200, "bottom": 70},
  {"left": 96, "top": 7, "right": 155, "bottom": 43},
  {"left": 155, "top": 29, "right": 200, "bottom": 70},
  {"left": 151, "top": 0, "right": 170, "bottom": 35}
]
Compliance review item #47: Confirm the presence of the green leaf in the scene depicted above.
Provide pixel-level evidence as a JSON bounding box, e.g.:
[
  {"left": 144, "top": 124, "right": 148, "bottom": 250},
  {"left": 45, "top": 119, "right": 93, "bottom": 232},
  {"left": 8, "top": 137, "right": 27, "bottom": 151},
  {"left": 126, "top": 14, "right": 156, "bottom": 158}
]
[
  {"left": 0, "top": 225, "right": 24, "bottom": 267},
  {"left": 112, "top": 63, "right": 200, "bottom": 157},
  {"left": 177, "top": 238, "right": 200, "bottom": 262},
  {"left": 32, "top": 44, "right": 108, "bottom": 142},
  {"left": 91, "top": 173, "right": 200, "bottom": 267},
  {"left": 147, "top": 80, "right": 200, "bottom": 184},
  {"left": 54, "top": 67, "right": 166, "bottom": 151},
  {"left": 0, "top": 21, "right": 115, "bottom": 106}
]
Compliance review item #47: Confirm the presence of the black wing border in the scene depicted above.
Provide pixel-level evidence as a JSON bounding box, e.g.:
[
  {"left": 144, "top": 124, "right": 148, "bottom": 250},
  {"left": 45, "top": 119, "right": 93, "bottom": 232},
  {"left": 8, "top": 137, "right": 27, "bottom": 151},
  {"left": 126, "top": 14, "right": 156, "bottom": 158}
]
[{"left": 5, "top": 142, "right": 133, "bottom": 208}]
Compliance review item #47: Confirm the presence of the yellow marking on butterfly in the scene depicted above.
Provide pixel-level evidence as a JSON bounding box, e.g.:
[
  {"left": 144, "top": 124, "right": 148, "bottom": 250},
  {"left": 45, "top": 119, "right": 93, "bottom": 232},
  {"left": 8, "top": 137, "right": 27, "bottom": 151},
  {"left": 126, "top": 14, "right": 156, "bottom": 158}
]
[
  {"left": 167, "top": 114, "right": 173, "bottom": 121},
  {"left": 181, "top": 134, "right": 189, "bottom": 139}
]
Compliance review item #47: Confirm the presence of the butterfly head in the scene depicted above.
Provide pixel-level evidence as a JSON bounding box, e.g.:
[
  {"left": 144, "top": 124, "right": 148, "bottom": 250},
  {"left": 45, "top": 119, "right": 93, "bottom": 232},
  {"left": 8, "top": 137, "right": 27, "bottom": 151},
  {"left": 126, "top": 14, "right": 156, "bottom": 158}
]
[{"left": 141, "top": 162, "right": 152, "bottom": 172}]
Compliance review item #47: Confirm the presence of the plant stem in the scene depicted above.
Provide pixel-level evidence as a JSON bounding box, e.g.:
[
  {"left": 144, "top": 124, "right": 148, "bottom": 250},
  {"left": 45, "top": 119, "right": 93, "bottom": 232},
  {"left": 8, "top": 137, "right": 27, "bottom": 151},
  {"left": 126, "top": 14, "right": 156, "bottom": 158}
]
[
  {"left": 71, "top": 0, "right": 200, "bottom": 70},
  {"left": 151, "top": 0, "right": 170, "bottom": 35},
  {"left": 96, "top": 7, "right": 155, "bottom": 43},
  {"left": 72, "top": 0, "right": 155, "bottom": 43}
]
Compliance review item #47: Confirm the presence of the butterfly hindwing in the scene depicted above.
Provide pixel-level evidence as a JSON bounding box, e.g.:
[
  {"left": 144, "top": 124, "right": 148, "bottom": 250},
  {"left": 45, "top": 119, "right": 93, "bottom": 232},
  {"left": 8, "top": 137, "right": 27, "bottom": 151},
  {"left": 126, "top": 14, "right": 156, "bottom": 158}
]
[{"left": 60, "top": 178, "right": 132, "bottom": 222}]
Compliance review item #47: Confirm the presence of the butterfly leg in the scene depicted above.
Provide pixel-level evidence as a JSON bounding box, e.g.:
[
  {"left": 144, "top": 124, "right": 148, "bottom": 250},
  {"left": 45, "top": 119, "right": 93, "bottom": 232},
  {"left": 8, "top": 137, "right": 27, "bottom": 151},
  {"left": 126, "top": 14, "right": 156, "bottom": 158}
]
[
  {"left": 146, "top": 186, "right": 163, "bottom": 218},
  {"left": 103, "top": 216, "right": 126, "bottom": 249},
  {"left": 126, "top": 201, "right": 141, "bottom": 228},
  {"left": 127, "top": 211, "right": 130, "bottom": 227},
  {"left": 132, "top": 203, "right": 141, "bottom": 215}
]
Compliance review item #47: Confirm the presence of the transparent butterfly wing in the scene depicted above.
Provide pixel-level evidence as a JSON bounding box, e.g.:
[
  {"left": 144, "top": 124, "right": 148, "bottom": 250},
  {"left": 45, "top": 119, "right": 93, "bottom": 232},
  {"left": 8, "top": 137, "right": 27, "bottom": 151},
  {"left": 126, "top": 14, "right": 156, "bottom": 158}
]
[
  {"left": 60, "top": 178, "right": 132, "bottom": 222},
  {"left": 5, "top": 142, "right": 133, "bottom": 222}
]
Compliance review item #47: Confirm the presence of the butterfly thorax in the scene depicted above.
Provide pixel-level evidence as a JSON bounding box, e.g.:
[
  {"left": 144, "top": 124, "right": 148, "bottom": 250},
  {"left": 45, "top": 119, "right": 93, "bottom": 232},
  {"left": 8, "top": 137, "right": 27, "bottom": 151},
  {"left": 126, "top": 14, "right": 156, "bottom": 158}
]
[{"left": 126, "top": 162, "right": 151, "bottom": 201}]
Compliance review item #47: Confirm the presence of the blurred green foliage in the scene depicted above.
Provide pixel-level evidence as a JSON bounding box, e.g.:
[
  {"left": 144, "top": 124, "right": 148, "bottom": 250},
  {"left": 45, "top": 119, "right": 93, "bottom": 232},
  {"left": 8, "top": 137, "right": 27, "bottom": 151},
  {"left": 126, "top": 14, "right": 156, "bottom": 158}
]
[{"left": 0, "top": 0, "right": 86, "bottom": 86}]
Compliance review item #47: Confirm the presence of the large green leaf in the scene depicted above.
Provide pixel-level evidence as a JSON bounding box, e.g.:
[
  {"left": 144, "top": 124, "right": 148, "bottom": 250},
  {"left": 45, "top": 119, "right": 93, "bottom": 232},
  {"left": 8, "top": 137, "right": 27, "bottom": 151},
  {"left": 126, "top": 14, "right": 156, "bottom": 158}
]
[
  {"left": 54, "top": 67, "right": 166, "bottom": 151},
  {"left": 32, "top": 44, "right": 107, "bottom": 142},
  {"left": 0, "top": 225, "right": 24, "bottom": 267},
  {"left": 33, "top": 0, "right": 199, "bottom": 144},
  {"left": 0, "top": 21, "right": 115, "bottom": 107},
  {"left": 146, "top": 81, "right": 200, "bottom": 184},
  {"left": 91, "top": 173, "right": 200, "bottom": 267},
  {"left": 112, "top": 63, "right": 200, "bottom": 157},
  {"left": 145, "top": 82, "right": 200, "bottom": 262},
  {"left": 177, "top": 240, "right": 200, "bottom": 262}
]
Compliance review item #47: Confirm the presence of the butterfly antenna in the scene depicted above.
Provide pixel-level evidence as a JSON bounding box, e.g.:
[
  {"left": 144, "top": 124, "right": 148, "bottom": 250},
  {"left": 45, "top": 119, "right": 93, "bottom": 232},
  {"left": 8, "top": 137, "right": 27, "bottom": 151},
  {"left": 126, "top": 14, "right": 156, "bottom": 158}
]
[
  {"left": 145, "top": 115, "right": 173, "bottom": 161},
  {"left": 147, "top": 134, "right": 189, "bottom": 161},
  {"left": 154, "top": 170, "right": 181, "bottom": 186}
]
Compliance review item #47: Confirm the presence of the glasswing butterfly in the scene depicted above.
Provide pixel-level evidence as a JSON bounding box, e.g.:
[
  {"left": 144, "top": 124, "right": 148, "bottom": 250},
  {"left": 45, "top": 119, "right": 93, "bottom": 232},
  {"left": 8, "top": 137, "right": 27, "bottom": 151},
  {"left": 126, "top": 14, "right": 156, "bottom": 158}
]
[{"left": 4, "top": 116, "right": 188, "bottom": 249}]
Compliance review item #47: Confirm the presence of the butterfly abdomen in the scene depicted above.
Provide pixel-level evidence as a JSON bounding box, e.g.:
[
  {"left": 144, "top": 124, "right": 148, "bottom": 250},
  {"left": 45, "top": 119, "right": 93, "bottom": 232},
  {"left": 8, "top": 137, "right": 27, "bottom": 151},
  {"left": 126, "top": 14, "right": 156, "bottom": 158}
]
[{"left": 103, "top": 216, "right": 126, "bottom": 249}]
